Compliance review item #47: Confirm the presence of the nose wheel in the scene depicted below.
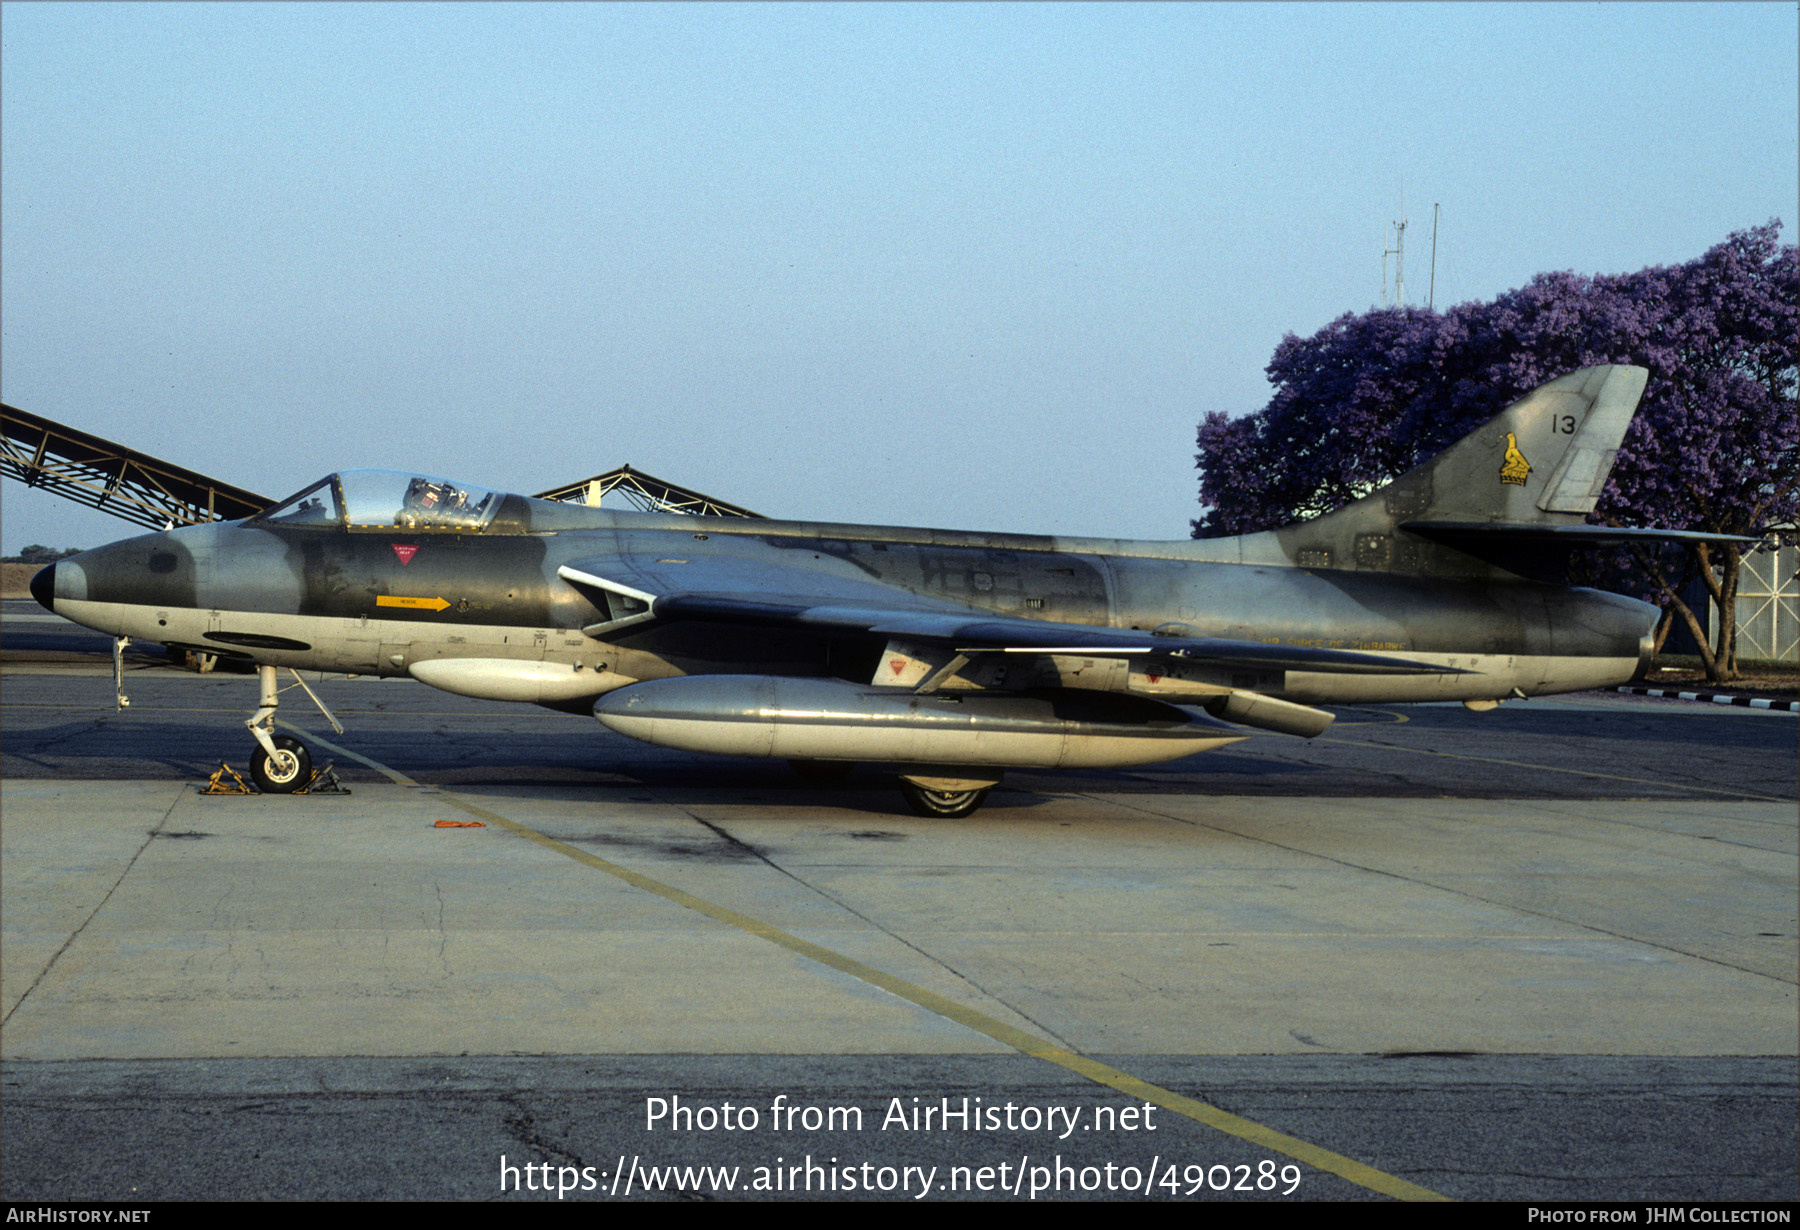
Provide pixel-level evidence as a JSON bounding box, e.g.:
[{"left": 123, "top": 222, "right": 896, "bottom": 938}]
[
  {"left": 250, "top": 734, "right": 313, "bottom": 793},
  {"left": 244, "top": 664, "right": 341, "bottom": 794}
]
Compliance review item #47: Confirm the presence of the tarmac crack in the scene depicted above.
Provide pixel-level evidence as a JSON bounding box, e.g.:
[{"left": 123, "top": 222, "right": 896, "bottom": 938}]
[
  {"left": 1, "top": 784, "right": 183, "bottom": 1027},
  {"left": 672, "top": 805, "right": 1082, "bottom": 1054},
  {"left": 502, "top": 1103, "right": 589, "bottom": 1170},
  {"left": 1501, "top": 796, "right": 1797, "bottom": 856},
  {"left": 434, "top": 881, "right": 452, "bottom": 978},
  {"left": 1320, "top": 734, "right": 1795, "bottom": 805},
  {"left": 4, "top": 718, "right": 115, "bottom": 771},
  {"left": 1094, "top": 794, "right": 1799, "bottom": 989}
]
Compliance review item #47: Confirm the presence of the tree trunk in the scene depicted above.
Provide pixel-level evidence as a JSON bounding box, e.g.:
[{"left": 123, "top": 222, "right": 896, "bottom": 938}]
[
  {"left": 1690, "top": 542, "right": 1742, "bottom": 683},
  {"left": 1632, "top": 545, "right": 1716, "bottom": 676},
  {"left": 1650, "top": 606, "right": 1676, "bottom": 658}
]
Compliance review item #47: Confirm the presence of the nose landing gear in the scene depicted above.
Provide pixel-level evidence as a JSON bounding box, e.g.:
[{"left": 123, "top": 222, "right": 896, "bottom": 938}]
[{"left": 245, "top": 664, "right": 342, "bottom": 794}]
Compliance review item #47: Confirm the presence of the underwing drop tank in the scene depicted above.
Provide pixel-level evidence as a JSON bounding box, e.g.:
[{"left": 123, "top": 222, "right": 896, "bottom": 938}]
[{"left": 592, "top": 675, "right": 1244, "bottom": 770}]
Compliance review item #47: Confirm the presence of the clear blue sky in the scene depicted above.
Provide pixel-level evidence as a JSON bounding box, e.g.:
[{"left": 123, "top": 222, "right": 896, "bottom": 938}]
[{"left": 4, "top": 1, "right": 1795, "bottom": 553}]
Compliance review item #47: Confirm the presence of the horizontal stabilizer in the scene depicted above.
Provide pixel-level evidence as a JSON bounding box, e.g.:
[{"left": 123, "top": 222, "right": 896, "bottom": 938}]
[{"left": 1402, "top": 521, "right": 1763, "bottom": 559}]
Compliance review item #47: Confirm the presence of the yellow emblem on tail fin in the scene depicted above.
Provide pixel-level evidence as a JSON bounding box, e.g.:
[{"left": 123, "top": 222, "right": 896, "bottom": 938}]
[{"left": 1499, "top": 432, "right": 1531, "bottom": 486}]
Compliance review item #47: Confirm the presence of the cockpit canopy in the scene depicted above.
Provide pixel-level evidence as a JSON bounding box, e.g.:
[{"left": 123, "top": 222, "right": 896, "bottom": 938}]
[{"left": 251, "top": 470, "right": 513, "bottom": 533}]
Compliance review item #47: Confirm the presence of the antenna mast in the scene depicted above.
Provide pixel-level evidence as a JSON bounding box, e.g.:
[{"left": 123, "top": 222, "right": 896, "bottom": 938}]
[
  {"left": 1382, "top": 185, "right": 1408, "bottom": 308},
  {"left": 1428, "top": 203, "right": 1440, "bottom": 310},
  {"left": 1382, "top": 216, "right": 1407, "bottom": 307}
]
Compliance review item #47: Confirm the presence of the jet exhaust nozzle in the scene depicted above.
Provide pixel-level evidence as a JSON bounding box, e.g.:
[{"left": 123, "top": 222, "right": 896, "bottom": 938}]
[{"left": 1199, "top": 690, "right": 1335, "bottom": 738}]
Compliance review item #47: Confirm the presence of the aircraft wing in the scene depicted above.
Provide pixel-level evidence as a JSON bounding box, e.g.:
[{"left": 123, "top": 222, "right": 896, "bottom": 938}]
[{"left": 558, "top": 552, "right": 1451, "bottom": 677}]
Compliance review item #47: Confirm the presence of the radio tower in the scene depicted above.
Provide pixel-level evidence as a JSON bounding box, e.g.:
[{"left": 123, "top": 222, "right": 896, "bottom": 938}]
[
  {"left": 1381, "top": 182, "right": 1409, "bottom": 307},
  {"left": 1383, "top": 215, "right": 1407, "bottom": 307}
]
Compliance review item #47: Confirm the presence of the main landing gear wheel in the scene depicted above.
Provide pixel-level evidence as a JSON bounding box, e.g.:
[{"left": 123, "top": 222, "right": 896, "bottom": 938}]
[
  {"left": 899, "top": 781, "right": 990, "bottom": 818},
  {"left": 251, "top": 734, "right": 312, "bottom": 793}
]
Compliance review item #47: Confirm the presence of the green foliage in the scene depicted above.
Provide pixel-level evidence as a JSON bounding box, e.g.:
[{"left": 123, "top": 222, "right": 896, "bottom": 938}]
[{"left": 4, "top": 545, "right": 83, "bottom": 564}]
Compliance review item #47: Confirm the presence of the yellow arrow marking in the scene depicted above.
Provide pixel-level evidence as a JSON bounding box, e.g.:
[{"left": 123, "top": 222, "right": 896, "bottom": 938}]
[{"left": 376, "top": 595, "right": 451, "bottom": 613}]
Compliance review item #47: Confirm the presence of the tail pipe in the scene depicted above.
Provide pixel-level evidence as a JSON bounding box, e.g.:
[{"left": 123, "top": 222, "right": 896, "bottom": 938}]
[{"left": 1199, "top": 690, "right": 1335, "bottom": 738}]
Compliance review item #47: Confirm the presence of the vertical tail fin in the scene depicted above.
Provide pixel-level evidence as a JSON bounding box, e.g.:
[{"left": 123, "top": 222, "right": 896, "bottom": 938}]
[
  {"left": 1271, "top": 365, "right": 1650, "bottom": 575},
  {"left": 1392, "top": 364, "right": 1648, "bottom": 524}
]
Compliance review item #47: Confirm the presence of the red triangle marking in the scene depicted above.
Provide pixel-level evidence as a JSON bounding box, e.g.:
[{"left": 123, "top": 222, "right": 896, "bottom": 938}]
[{"left": 393, "top": 544, "right": 419, "bottom": 565}]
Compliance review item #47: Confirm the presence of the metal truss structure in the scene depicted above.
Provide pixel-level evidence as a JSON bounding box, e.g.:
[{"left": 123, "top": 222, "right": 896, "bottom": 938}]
[
  {"left": 2, "top": 403, "right": 273, "bottom": 529},
  {"left": 3, "top": 403, "right": 764, "bottom": 531},
  {"left": 533, "top": 465, "right": 765, "bottom": 519}
]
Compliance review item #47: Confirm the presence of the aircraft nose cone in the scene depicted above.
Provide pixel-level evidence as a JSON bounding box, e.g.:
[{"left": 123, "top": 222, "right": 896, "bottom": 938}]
[{"left": 29, "top": 562, "right": 56, "bottom": 612}]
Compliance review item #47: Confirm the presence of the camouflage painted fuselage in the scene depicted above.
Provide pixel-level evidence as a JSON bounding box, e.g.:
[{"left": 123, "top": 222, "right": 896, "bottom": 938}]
[{"left": 39, "top": 491, "right": 1654, "bottom": 708}]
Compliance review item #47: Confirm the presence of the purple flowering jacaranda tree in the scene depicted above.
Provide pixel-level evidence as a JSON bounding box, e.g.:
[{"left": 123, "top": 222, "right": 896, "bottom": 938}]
[{"left": 1194, "top": 222, "right": 1797, "bottom": 681}]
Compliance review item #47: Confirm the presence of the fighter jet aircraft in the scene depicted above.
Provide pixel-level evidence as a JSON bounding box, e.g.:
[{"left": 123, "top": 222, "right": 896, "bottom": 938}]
[{"left": 31, "top": 364, "right": 1715, "bottom": 816}]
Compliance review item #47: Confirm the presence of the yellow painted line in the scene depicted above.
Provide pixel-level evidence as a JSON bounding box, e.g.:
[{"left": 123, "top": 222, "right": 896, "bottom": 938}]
[
  {"left": 285, "top": 721, "right": 1452, "bottom": 1202},
  {"left": 375, "top": 595, "right": 450, "bottom": 612},
  {"left": 1330, "top": 708, "right": 1410, "bottom": 725}
]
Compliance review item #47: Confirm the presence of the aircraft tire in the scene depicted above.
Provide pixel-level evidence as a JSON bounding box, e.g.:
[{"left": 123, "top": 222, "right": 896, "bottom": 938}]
[
  {"left": 899, "top": 781, "right": 988, "bottom": 818},
  {"left": 251, "top": 735, "right": 312, "bottom": 794}
]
